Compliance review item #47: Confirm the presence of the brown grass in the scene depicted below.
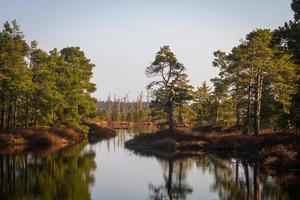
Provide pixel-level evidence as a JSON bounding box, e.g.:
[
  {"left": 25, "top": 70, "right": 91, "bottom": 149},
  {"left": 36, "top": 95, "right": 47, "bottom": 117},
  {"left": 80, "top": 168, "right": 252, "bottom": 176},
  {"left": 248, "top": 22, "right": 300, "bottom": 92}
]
[
  {"left": 125, "top": 129, "right": 300, "bottom": 168},
  {"left": 0, "top": 124, "right": 101, "bottom": 154},
  {"left": 85, "top": 122, "right": 117, "bottom": 143},
  {"left": 125, "top": 129, "right": 207, "bottom": 155}
]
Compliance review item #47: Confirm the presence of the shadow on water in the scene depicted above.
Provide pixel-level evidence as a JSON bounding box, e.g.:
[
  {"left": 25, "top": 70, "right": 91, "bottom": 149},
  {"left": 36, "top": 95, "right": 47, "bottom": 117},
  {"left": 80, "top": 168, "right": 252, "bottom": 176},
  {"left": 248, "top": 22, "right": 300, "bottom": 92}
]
[{"left": 0, "top": 142, "right": 96, "bottom": 200}]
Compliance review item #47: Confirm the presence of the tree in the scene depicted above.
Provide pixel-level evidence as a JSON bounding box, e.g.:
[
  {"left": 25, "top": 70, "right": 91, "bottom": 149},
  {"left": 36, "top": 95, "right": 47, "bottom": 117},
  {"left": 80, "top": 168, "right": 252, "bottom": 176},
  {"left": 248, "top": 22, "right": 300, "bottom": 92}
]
[
  {"left": 59, "top": 47, "right": 97, "bottom": 128},
  {"left": 174, "top": 73, "right": 194, "bottom": 126},
  {"left": 146, "top": 46, "right": 186, "bottom": 131},
  {"left": 212, "top": 29, "right": 297, "bottom": 135},
  {"left": 0, "top": 20, "right": 31, "bottom": 132},
  {"left": 274, "top": 0, "right": 300, "bottom": 130},
  {"left": 292, "top": 0, "right": 300, "bottom": 21},
  {"left": 28, "top": 41, "right": 53, "bottom": 127},
  {"left": 193, "top": 81, "right": 212, "bottom": 126},
  {"left": 0, "top": 20, "right": 97, "bottom": 133}
]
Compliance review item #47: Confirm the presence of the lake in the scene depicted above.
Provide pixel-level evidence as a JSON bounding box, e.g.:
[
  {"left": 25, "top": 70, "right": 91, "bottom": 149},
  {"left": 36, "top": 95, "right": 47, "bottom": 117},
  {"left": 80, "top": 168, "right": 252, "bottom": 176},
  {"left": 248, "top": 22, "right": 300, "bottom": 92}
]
[{"left": 0, "top": 129, "right": 299, "bottom": 200}]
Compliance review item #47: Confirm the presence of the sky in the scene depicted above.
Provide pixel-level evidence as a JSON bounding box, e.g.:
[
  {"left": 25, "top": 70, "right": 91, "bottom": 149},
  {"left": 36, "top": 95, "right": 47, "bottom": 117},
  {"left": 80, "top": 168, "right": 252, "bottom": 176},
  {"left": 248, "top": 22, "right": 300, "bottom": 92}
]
[{"left": 0, "top": 0, "right": 294, "bottom": 100}]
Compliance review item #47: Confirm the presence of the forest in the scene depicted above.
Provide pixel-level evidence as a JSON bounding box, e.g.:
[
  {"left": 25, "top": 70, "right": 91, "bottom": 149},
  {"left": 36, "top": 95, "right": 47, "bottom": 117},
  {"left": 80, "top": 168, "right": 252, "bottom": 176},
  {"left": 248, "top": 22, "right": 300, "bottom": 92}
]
[
  {"left": 0, "top": 20, "right": 97, "bottom": 133},
  {"left": 0, "top": 1, "right": 299, "bottom": 141},
  {"left": 0, "top": 1, "right": 300, "bottom": 200},
  {"left": 98, "top": 0, "right": 300, "bottom": 136}
]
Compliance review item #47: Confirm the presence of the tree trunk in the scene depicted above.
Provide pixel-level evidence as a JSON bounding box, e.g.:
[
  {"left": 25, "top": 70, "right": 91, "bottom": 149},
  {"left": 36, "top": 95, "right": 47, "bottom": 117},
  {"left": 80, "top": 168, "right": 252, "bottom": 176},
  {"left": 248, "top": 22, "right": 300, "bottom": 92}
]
[
  {"left": 236, "top": 103, "right": 241, "bottom": 128},
  {"left": 25, "top": 95, "right": 29, "bottom": 128},
  {"left": 34, "top": 104, "right": 38, "bottom": 127},
  {"left": 178, "top": 102, "right": 183, "bottom": 127},
  {"left": 254, "top": 69, "right": 262, "bottom": 136},
  {"left": 6, "top": 97, "right": 12, "bottom": 133},
  {"left": 167, "top": 100, "right": 175, "bottom": 131},
  {"left": 1, "top": 90, "right": 6, "bottom": 132},
  {"left": 0, "top": 106, "right": 5, "bottom": 132},
  {"left": 215, "top": 101, "right": 219, "bottom": 126},
  {"left": 13, "top": 97, "right": 17, "bottom": 129},
  {"left": 243, "top": 81, "right": 252, "bottom": 135}
]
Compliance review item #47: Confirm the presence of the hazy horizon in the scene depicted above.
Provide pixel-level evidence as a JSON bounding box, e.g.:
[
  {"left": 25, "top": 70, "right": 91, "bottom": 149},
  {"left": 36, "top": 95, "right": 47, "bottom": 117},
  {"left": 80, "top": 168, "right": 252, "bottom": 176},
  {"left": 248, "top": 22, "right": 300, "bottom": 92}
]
[{"left": 0, "top": 0, "right": 293, "bottom": 100}]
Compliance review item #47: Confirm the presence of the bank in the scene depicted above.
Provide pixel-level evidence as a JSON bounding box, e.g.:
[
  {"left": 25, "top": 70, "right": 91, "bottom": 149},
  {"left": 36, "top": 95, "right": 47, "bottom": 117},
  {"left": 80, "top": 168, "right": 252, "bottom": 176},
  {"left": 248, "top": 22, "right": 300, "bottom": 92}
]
[
  {"left": 125, "top": 129, "right": 300, "bottom": 169},
  {"left": 0, "top": 123, "right": 117, "bottom": 154}
]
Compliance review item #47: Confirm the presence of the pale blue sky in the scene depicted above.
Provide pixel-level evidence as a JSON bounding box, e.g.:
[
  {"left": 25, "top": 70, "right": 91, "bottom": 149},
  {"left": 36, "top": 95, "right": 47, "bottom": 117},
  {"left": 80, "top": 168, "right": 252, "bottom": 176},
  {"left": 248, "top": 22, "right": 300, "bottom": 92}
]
[{"left": 0, "top": 0, "right": 293, "bottom": 100}]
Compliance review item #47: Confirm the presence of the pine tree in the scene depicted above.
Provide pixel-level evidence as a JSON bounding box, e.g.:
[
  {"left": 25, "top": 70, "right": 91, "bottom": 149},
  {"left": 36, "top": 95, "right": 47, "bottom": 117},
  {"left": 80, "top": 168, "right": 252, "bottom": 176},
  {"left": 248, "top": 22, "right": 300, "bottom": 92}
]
[{"left": 146, "top": 46, "right": 186, "bottom": 131}]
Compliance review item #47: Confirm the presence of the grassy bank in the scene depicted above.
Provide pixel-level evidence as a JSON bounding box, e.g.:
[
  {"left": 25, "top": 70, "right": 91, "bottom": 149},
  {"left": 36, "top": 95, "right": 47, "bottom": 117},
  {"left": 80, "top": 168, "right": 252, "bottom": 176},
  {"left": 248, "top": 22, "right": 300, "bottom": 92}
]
[
  {"left": 125, "top": 129, "right": 300, "bottom": 169},
  {"left": 206, "top": 132, "right": 300, "bottom": 169},
  {"left": 125, "top": 130, "right": 208, "bottom": 158},
  {"left": 85, "top": 122, "right": 117, "bottom": 143},
  {"left": 0, "top": 123, "right": 117, "bottom": 154}
]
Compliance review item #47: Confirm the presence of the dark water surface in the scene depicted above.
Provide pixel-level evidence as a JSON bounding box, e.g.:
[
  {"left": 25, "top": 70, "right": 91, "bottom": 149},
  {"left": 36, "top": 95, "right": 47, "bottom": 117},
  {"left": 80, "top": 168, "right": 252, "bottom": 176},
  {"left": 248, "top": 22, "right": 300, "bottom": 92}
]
[{"left": 0, "top": 129, "right": 299, "bottom": 200}]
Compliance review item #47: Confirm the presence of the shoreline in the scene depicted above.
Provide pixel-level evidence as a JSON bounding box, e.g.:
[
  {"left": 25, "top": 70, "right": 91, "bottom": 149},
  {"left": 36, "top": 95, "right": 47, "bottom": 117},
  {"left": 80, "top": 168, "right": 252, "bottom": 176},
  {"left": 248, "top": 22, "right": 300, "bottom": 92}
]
[
  {"left": 125, "top": 129, "right": 300, "bottom": 170},
  {"left": 0, "top": 123, "right": 117, "bottom": 154}
]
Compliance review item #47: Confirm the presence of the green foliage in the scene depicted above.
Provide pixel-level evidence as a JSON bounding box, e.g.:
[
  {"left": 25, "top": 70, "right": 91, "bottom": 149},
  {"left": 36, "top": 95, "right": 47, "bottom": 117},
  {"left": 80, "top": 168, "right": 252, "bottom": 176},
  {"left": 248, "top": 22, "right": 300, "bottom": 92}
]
[
  {"left": 273, "top": 0, "right": 300, "bottom": 129},
  {"left": 146, "top": 46, "right": 193, "bottom": 129},
  {"left": 208, "top": 29, "right": 297, "bottom": 133},
  {"left": 292, "top": 0, "right": 300, "bottom": 21},
  {"left": 0, "top": 21, "right": 97, "bottom": 132}
]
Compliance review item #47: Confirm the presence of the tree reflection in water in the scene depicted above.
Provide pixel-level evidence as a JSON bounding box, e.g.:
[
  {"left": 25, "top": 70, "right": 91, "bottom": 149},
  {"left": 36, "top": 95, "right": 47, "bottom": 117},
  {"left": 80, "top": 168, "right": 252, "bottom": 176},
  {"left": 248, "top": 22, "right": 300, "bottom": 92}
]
[
  {"left": 195, "top": 155, "right": 300, "bottom": 200},
  {"left": 148, "top": 158, "right": 193, "bottom": 200},
  {"left": 147, "top": 154, "right": 300, "bottom": 200},
  {"left": 0, "top": 142, "right": 96, "bottom": 200}
]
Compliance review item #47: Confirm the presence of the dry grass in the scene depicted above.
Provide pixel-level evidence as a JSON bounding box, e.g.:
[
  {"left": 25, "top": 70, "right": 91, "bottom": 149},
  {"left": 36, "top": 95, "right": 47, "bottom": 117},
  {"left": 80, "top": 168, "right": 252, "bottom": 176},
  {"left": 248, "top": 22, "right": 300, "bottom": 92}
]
[
  {"left": 204, "top": 132, "right": 300, "bottom": 168},
  {"left": 85, "top": 122, "right": 117, "bottom": 143},
  {"left": 125, "top": 129, "right": 207, "bottom": 153},
  {"left": 126, "top": 129, "right": 300, "bottom": 168},
  {"left": 0, "top": 125, "right": 89, "bottom": 151}
]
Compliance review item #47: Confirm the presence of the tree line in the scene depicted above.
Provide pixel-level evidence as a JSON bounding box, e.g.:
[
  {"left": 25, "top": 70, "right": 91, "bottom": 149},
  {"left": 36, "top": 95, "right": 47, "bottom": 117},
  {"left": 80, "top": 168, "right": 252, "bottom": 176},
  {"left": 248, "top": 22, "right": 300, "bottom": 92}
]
[
  {"left": 97, "top": 92, "right": 150, "bottom": 122},
  {"left": 0, "top": 20, "right": 97, "bottom": 133},
  {"left": 147, "top": 0, "right": 300, "bottom": 134}
]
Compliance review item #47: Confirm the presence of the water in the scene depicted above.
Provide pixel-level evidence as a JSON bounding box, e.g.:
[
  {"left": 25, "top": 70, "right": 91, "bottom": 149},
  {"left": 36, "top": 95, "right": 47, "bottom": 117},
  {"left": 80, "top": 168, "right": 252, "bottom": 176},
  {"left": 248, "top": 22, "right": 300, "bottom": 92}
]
[{"left": 0, "top": 129, "right": 299, "bottom": 200}]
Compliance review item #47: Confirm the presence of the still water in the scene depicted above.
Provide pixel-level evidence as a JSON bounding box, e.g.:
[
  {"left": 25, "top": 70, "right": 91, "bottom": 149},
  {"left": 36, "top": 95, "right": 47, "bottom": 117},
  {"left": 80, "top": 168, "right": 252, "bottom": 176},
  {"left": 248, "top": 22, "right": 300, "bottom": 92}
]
[{"left": 0, "top": 129, "right": 299, "bottom": 200}]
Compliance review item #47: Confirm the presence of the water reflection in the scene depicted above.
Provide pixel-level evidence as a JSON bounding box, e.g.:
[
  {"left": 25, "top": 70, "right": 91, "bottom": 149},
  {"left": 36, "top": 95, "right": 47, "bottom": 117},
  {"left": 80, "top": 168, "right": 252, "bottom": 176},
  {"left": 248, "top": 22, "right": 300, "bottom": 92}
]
[
  {"left": 149, "top": 159, "right": 193, "bottom": 200},
  {"left": 195, "top": 155, "right": 300, "bottom": 200},
  {"left": 145, "top": 154, "right": 300, "bottom": 200},
  {"left": 0, "top": 142, "right": 96, "bottom": 200},
  {"left": 0, "top": 129, "right": 299, "bottom": 200}
]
